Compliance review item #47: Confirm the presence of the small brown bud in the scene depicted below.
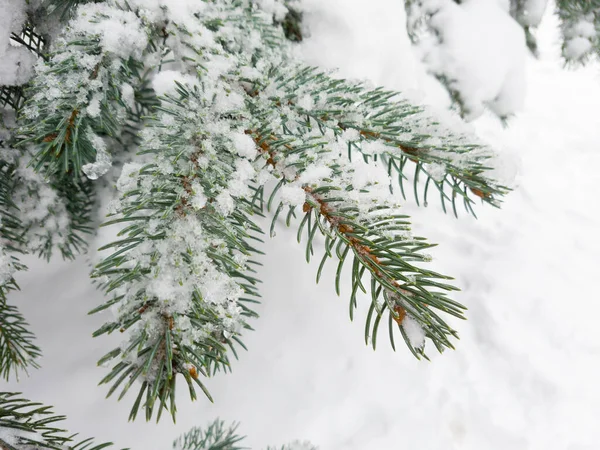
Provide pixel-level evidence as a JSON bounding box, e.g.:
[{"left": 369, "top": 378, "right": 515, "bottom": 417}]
[{"left": 393, "top": 305, "right": 407, "bottom": 325}]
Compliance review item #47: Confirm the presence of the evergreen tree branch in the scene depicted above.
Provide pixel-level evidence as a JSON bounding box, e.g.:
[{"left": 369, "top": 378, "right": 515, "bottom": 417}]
[
  {"left": 556, "top": 0, "right": 600, "bottom": 63},
  {"left": 174, "top": 419, "right": 317, "bottom": 450},
  {"left": 0, "top": 157, "right": 39, "bottom": 380},
  {"left": 173, "top": 420, "right": 247, "bottom": 450},
  {"left": 0, "top": 13, "right": 91, "bottom": 372},
  {"left": 0, "top": 301, "right": 40, "bottom": 381},
  {"left": 90, "top": 88, "right": 262, "bottom": 422},
  {"left": 0, "top": 392, "right": 118, "bottom": 450},
  {"left": 239, "top": 66, "right": 506, "bottom": 355},
  {"left": 84, "top": 0, "right": 507, "bottom": 419},
  {"left": 44, "top": 0, "right": 96, "bottom": 20},
  {"left": 244, "top": 88, "right": 468, "bottom": 356},
  {"left": 0, "top": 395, "right": 312, "bottom": 450},
  {"left": 255, "top": 68, "right": 507, "bottom": 215},
  {"left": 3, "top": 147, "right": 95, "bottom": 261},
  {"left": 0, "top": 392, "right": 71, "bottom": 450},
  {"left": 86, "top": 0, "right": 303, "bottom": 422},
  {"left": 17, "top": 3, "right": 157, "bottom": 181}
]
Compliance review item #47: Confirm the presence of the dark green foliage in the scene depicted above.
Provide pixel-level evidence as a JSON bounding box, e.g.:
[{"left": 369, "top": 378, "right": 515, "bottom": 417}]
[
  {"left": 173, "top": 420, "right": 247, "bottom": 450},
  {"left": 0, "top": 301, "right": 41, "bottom": 381},
  {"left": 0, "top": 159, "right": 39, "bottom": 380},
  {"left": 42, "top": 176, "right": 96, "bottom": 261},
  {"left": 0, "top": 392, "right": 120, "bottom": 450},
  {"left": 281, "top": 8, "right": 303, "bottom": 42}
]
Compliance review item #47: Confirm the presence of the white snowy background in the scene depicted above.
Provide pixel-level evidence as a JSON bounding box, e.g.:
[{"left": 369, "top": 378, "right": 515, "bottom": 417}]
[{"left": 5, "top": 1, "right": 600, "bottom": 449}]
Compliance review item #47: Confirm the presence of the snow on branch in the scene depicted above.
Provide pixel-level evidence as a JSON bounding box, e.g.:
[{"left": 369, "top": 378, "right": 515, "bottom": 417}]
[
  {"left": 405, "top": 0, "right": 527, "bottom": 120},
  {"left": 17, "top": 2, "right": 152, "bottom": 181},
  {"left": 557, "top": 0, "right": 600, "bottom": 63}
]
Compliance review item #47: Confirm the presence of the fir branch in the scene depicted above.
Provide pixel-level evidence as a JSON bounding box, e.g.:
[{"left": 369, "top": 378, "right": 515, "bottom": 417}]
[
  {"left": 17, "top": 3, "right": 155, "bottom": 181},
  {"left": 0, "top": 393, "right": 70, "bottom": 450},
  {"left": 91, "top": 88, "right": 262, "bottom": 422},
  {"left": 0, "top": 159, "right": 24, "bottom": 258},
  {"left": 1, "top": 12, "right": 98, "bottom": 262},
  {"left": 245, "top": 128, "right": 460, "bottom": 356},
  {"left": 0, "top": 395, "right": 311, "bottom": 450},
  {"left": 7, "top": 148, "right": 96, "bottom": 261},
  {"left": 0, "top": 159, "right": 39, "bottom": 380},
  {"left": 44, "top": 0, "right": 96, "bottom": 20},
  {"left": 86, "top": 0, "right": 507, "bottom": 418},
  {"left": 173, "top": 420, "right": 247, "bottom": 450},
  {"left": 0, "top": 304, "right": 40, "bottom": 382},
  {"left": 241, "top": 66, "right": 506, "bottom": 355},
  {"left": 0, "top": 392, "right": 119, "bottom": 450},
  {"left": 262, "top": 68, "right": 508, "bottom": 214},
  {"left": 86, "top": 0, "right": 305, "bottom": 422},
  {"left": 174, "top": 420, "right": 317, "bottom": 450},
  {"left": 556, "top": 0, "right": 600, "bottom": 63}
]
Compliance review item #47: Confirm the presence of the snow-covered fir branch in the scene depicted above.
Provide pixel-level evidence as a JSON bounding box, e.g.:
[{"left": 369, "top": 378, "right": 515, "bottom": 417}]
[
  {"left": 17, "top": 2, "right": 154, "bottom": 180},
  {"left": 557, "top": 0, "right": 600, "bottom": 62},
  {"left": 405, "top": 0, "right": 528, "bottom": 121},
  {"left": 2, "top": 0, "right": 507, "bottom": 421},
  {"left": 76, "top": 0, "right": 509, "bottom": 420}
]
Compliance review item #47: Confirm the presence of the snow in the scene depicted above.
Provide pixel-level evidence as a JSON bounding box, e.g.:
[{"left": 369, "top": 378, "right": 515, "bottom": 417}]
[
  {"left": 190, "top": 181, "right": 208, "bottom": 210},
  {"left": 562, "top": 14, "right": 598, "bottom": 62},
  {"left": 0, "top": 46, "right": 36, "bottom": 86},
  {"left": 152, "top": 71, "right": 199, "bottom": 96},
  {"left": 116, "top": 163, "right": 143, "bottom": 193},
  {"left": 6, "top": 149, "right": 72, "bottom": 254},
  {"left": 232, "top": 132, "right": 258, "bottom": 159},
  {"left": 563, "top": 36, "right": 593, "bottom": 61},
  {"left": 4, "top": 1, "right": 600, "bottom": 450},
  {"left": 254, "top": 0, "right": 289, "bottom": 21},
  {"left": 69, "top": 3, "right": 148, "bottom": 60},
  {"left": 280, "top": 185, "right": 306, "bottom": 206},
  {"left": 401, "top": 315, "right": 426, "bottom": 349},
  {"left": 82, "top": 132, "right": 112, "bottom": 180}
]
